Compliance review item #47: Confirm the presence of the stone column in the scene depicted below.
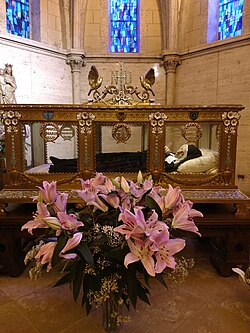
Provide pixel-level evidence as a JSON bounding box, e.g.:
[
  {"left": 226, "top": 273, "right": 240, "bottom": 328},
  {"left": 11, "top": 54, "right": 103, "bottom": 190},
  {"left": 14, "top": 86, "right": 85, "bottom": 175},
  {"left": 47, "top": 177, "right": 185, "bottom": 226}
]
[
  {"left": 0, "top": 0, "right": 6, "bottom": 34},
  {"left": 162, "top": 54, "right": 181, "bottom": 105},
  {"left": 66, "top": 51, "right": 85, "bottom": 104}
]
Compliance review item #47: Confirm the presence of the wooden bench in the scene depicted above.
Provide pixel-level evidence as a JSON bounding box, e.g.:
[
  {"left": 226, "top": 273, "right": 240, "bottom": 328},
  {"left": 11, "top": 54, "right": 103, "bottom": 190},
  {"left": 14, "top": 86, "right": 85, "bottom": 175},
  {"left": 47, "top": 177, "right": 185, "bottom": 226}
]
[{"left": 194, "top": 203, "right": 250, "bottom": 276}]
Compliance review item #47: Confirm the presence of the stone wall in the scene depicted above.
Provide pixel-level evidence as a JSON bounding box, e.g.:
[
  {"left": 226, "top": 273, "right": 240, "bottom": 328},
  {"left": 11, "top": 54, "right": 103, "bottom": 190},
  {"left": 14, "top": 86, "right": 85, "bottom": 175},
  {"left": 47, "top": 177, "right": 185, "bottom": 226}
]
[
  {"left": 175, "top": 38, "right": 250, "bottom": 194},
  {"left": 40, "top": 0, "right": 70, "bottom": 48},
  {"left": 0, "top": 36, "right": 72, "bottom": 103}
]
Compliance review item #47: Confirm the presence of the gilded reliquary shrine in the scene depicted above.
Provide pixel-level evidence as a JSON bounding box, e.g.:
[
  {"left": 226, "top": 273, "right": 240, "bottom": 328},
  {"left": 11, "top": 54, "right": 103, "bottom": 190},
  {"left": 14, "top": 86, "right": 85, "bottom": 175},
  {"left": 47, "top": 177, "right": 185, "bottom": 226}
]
[{"left": 0, "top": 102, "right": 249, "bottom": 215}]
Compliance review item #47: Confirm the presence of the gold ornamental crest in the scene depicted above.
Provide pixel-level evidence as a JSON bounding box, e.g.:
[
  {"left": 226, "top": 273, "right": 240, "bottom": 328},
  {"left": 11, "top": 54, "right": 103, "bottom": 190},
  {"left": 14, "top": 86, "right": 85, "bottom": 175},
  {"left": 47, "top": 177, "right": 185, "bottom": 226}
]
[{"left": 112, "top": 123, "right": 131, "bottom": 143}]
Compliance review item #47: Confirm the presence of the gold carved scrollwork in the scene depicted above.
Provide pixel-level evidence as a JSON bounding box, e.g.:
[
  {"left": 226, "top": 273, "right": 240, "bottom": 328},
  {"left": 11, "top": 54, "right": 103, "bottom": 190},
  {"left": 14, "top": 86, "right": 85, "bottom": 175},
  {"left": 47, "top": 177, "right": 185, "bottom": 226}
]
[
  {"left": 116, "top": 112, "right": 126, "bottom": 122},
  {"left": 1, "top": 110, "right": 21, "bottom": 133},
  {"left": 112, "top": 123, "right": 131, "bottom": 143},
  {"left": 87, "top": 63, "right": 156, "bottom": 105},
  {"left": 181, "top": 122, "right": 203, "bottom": 144},
  {"left": 40, "top": 123, "right": 60, "bottom": 142},
  {"left": 149, "top": 112, "right": 167, "bottom": 134},
  {"left": 60, "top": 125, "right": 75, "bottom": 141},
  {"left": 149, "top": 112, "right": 167, "bottom": 170},
  {"left": 222, "top": 111, "right": 241, "bottom": 134},
  {"left": 77, "top": 112, "right": 95, "bottom": 134}
]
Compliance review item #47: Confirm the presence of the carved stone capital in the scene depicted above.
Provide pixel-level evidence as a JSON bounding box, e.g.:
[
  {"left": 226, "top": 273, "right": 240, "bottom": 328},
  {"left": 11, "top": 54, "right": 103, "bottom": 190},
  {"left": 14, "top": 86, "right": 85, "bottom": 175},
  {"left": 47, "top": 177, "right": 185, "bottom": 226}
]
[
  {"left": 162, "top": 55, "right": 181, "bottom": 74},
  {"left": 66, "top": 52, "right": 86, "bottom": 73}
]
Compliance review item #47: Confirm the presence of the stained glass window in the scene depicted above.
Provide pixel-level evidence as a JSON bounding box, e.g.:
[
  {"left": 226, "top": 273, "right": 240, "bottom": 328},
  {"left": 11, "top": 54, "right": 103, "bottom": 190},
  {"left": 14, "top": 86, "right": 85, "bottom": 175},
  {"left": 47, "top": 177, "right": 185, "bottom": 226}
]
[
  {"left": 218, "top": 0, "right": 244, "bottom": 40},
  {"left": 110, "top": 0, "right": 139, "bottom": 53},
  {"left": 6, "top": 0, "right": 30, "bottom": 38}
]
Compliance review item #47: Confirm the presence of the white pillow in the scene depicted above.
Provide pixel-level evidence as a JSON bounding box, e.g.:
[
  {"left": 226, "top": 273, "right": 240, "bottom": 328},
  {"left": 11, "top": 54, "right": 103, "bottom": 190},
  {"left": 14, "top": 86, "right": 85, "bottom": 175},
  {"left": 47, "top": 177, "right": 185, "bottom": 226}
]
[{"left": 177, "top": 149, "right": 219, "bottom": 173}]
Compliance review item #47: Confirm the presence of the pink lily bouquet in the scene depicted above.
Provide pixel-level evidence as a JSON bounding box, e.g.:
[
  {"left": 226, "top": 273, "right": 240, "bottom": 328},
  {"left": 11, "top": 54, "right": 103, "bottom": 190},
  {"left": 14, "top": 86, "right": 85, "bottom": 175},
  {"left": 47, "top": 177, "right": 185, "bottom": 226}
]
[{"left": 22, "top": 172, "right": 202, "bottom": 326}]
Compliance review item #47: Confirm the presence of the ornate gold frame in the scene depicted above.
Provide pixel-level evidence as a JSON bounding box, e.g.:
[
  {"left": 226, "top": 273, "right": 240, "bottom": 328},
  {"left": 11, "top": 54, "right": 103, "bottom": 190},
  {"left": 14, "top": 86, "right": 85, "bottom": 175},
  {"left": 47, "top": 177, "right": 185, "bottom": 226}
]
[{"left": 0, "top": 103, "right": 249, "bottom": 215}]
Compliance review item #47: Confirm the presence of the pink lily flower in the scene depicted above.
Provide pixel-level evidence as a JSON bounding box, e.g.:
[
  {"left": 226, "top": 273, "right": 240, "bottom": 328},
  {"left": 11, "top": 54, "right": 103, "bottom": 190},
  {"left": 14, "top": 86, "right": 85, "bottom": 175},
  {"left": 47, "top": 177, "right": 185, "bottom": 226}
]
[
  {"left": 105, "top": 177, "right": 116, "bottom": 192},
  {"left": 162, "top": 184, "right": 184, "bottom": 212},
  {"left": 146, "top": 219, "right": 170, "bottom": 246},
  {"left": 21, "top": 202, "right": 50, "bottom": 234},
  {"left": 57, "top": 212, "right": 84, "bottom": 231},
  {"left": 129, "top": 180, "right": 153, "bottom": 200},
  {"left": 38, "top": 181, "right": 57, "bottom": 204},
  {"left": 53, "top": 192, "right": 68, "bottom": 213},
  {"left": 149, "top": 185, "right": 184, "bottom": 214},
  {"left": 144, "top": 210, "right": 169, "bottom": 238},
  {"left": 99, "top": 193, "right": 120, "bottom": 208},
  {"left": 124, "top": 238, "right": 155, "bottom": 276},
  {"left": 186, "top": 201, "right": 204, "bottom": 219},
  {"left": 79, "top": 178, "right": 92, "bottom": 190},
  {"left": 120, "top": 195, "right": 133, "bottom": 210},
  {"left": 35, "top": 241, "right": 57, "bottom": 272},
  {"left": 171, "top": 201, "right": 202, "bottom": 236},
  {"left": 115, "top": 208, "right": 146, "bottom": 240},
  {"left": 60, "top": 232, "right": 83, "bottom": 259},
  {"left": 91, "top": 173, "right": 107, "bottom": 187},
  {"left": 154, "top": 238, "right": 186, "bottom": 273},
  {"left": 149, "top": 188, "right": 166, "bottom": 211},
  {"left": 75, "top": 188, "right": 96, "bottom": 204},
  {"left": 95, "top": 177, "right": 116, "bottom": 194},
  {"left": 143, "top": 179, "right": 154, "bottom": 191},
  {"left": 87, "top": 195, "right": 109, "bottom": 212}
]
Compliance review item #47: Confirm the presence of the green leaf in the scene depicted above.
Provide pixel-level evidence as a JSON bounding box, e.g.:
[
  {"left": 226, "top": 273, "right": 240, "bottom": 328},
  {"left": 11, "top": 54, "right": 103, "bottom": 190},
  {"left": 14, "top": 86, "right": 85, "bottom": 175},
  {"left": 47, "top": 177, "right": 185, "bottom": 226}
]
[
  {"left": 155, "top": 273, "right": 168, "bottom": 288},
  {"left": 107, "top": 246, "right": 128, "bottom": 262},
  {"left": 76, "top": 242, "right": 94, "bottom": 266},
  {"left": 136, "top": 280, "right": 150, "bottom": 305},
  {"left": 52, "top": 236, "right": 68, "bottom": 267},
  {"left": 81, "top": 291, "right": 87, "bottom": 307},
  {"left": 53, "top": 272, "right": 71, "bottom": 287},
  {"left": 68, "top": 260, "right": 79, "bottom": 283},
  {"left": 124, "top": 265, "right": 138, "bottom": 309},
  {"left": 145, "top": 195, "right": 162, "bottom": 220},
  {"left": 72, "top": 260, "right": 85, "bottom": 302},
  {"left": 170, "top": 228, "right": 200, "bottom": 239},
  {"left": 85, "top": 297, "right": 92, "bottom": 315},
  {"left": 121, "top": 293, "right": 130, "bottom": 311}
]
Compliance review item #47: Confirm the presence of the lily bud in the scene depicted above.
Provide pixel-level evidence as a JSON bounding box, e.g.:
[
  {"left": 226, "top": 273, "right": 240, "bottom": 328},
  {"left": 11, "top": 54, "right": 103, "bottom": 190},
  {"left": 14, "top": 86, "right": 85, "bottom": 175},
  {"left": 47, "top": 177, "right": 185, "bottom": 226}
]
[
  {"left": 137, "top": 171, "right": 143, "bottom": 184},
  {"left": 121, "top": 176, "right": 130, "bottom": 193},
  {"left": 42, "top": 217, "right": 61, "bottom": 230},
  {"left": 37, "top": 191, "right": 43, "bottom": 203}
]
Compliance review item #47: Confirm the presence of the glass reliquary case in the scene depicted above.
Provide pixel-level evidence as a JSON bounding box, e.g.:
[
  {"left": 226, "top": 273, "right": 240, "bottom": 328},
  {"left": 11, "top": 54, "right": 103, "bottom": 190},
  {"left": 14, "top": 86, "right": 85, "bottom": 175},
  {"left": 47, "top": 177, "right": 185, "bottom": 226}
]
[{"left": 0, "top": 64, "right": 249, "bottom": 213}]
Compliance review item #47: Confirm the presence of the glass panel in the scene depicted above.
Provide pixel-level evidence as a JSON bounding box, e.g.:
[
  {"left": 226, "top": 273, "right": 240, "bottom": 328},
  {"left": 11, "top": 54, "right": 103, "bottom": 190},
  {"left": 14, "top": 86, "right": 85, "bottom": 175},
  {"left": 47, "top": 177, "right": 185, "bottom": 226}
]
[
  {"left": 96, "top": 123, "right": 148, "bottom": 172},
  {"left": 23, "top": 124, "right": 33, "bottom": 168},
  {"left": 164, "top": 123, "right": 220, "bottom": 173},
  {"left": 6, "top": 0, "right": 30, "bottom": 38},
  {"left": 24, "top": 123, "right": 78, "bottom": 173},
  {"left": 110, "top": 0, "right": 139, "bottom": 53},
  {"left": 218, "top": 0, "right": 244, "bottom": 40}
]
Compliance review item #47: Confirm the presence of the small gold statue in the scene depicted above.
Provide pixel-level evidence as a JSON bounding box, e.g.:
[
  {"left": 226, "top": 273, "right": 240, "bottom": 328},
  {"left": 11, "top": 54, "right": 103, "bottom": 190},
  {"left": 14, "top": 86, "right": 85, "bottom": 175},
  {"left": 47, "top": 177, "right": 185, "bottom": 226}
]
[
  {"left": 139, "top": 68, "right": 155, "bottom": 96},
  {"left": 87, "top": 65, "right": 103, "bottom": 96}
]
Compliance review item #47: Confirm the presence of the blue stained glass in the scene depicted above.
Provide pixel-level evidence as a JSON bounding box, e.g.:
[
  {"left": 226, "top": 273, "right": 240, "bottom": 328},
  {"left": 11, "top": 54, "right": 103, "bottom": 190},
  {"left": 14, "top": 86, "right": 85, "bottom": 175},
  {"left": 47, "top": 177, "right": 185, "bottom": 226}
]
[
  {"left": 110, "top": 0, "right": 139, "bottom": 53},
  {"left": 218, "top": 0, "right": 244, "bottom": 40},
  {"left": 6, "top": 0, "right": 30, "bottom": 38}
]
